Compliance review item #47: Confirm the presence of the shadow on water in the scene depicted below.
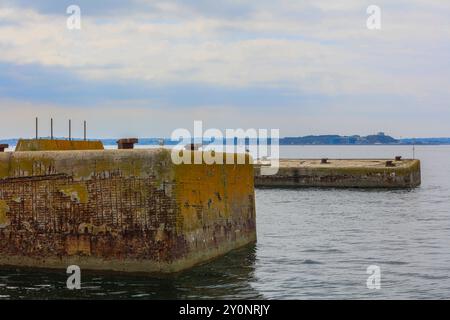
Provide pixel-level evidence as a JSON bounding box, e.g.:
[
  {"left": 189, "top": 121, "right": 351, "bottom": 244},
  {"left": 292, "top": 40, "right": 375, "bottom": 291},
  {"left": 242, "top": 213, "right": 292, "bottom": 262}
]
[{"left": 0, "top": 244, "right": 262, "bottom": 300}]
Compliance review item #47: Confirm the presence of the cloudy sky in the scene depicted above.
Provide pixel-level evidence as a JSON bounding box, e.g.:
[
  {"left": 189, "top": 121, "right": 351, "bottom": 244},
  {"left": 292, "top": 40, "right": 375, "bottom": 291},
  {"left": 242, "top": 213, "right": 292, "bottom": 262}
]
[{"left": 0, "top": 0, "right": 449, "bottom": 138}]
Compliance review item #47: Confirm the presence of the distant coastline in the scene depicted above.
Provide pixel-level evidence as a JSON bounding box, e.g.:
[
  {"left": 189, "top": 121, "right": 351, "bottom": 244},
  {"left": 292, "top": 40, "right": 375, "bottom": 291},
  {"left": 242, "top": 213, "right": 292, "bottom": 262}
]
[
  {"left": 2, "top": 132, "right": 450, "bottom": 146},
  {"left": 278, "top": 133, "right": 450, "bottom": 145}
]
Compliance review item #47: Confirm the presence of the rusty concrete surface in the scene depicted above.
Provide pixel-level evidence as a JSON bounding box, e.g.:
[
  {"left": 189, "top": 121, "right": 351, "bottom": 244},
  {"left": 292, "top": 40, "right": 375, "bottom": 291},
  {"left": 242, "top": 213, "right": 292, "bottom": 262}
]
[{"left": 0, "top": 149, "right": 256, "bottom": 273}]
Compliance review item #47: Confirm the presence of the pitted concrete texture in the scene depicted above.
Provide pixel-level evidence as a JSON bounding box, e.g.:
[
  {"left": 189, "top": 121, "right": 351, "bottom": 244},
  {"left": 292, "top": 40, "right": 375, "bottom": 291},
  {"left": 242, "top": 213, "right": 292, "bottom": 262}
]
[{"left": 0, "top": 149, "right": 256, "bottom": 273}]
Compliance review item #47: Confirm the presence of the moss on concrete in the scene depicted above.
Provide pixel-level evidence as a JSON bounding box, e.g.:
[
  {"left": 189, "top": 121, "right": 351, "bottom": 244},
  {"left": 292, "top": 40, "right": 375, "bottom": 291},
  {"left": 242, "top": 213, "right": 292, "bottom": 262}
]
[
  {"left": 0, "top": 200, "right": 10, "bottom": 227},
  {"left": 59, "top": 183, "right": 89, "bottom": 204}
]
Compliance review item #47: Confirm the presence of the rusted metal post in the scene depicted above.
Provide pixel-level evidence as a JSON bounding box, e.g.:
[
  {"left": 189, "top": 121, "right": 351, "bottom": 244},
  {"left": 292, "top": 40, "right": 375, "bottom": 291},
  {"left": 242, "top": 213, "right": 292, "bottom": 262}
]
[
  {"left": 35, "top": 117, "right": 38, "bottom": 139},
  {"left": 117, "top": 138, "right": 138, "bottom": 149},
  {"left": 188, "top": 143, "right": 201, "bottom": 151}
]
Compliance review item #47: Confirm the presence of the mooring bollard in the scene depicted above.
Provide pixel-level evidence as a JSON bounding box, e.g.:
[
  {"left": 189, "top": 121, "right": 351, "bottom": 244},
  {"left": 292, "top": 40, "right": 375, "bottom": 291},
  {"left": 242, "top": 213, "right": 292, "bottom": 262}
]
[{"left": 385, "top": 160, "right": 395, "bottom": 167}]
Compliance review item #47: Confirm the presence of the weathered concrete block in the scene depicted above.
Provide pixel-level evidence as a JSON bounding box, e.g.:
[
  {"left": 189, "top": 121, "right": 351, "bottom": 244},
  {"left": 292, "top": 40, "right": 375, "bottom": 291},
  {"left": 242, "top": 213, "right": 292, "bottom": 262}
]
[
  {"left": 0, "top": 149, "right": 256, "bottom": 273},
  {"left": 255, "top": 159, "right": 421, "bottom": 188},
  {"left": 15, "top": 139, "right": 104, "bottom": 151}
]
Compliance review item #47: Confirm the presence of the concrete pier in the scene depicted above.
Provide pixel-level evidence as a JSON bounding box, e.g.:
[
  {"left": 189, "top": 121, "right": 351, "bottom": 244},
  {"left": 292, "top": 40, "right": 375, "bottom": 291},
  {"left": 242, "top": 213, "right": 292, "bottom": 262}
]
[
  {"left": 0, "top": 149, "right": 256, "bottom": 273},
  {"left": 255, "top": 159, "right": 421, "bottom": 188}
]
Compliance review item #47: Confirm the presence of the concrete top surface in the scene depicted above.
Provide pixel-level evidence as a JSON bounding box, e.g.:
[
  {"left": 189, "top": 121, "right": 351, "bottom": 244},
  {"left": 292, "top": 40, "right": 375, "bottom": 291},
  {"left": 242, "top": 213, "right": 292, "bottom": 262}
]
[
  {"left": 2, "top": 148, "right": 163, "bottom": 155},
  {"left": 257, "top": 159, "right": 419, "bottom": 169}
]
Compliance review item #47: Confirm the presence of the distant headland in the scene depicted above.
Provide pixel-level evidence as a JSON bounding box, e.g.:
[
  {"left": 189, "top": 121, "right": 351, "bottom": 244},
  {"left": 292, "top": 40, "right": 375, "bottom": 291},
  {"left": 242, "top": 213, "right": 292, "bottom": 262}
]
[{"left": 279, "top": 132, "right": 450, "bottom": 145}]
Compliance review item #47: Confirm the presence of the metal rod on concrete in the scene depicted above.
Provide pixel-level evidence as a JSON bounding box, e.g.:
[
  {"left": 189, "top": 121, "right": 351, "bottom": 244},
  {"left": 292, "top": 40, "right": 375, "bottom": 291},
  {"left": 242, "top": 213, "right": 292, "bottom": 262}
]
[{"left": 35, "top": 117, "right": 38, "bottom": 139}]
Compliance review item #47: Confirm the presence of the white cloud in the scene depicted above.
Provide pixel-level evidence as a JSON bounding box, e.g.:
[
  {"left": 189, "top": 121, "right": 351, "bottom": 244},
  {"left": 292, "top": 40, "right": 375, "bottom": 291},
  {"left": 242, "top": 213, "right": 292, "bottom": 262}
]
[
  {"left": 0, "top": 2, "right": 448, "bottom": 95},
  {"left": 0, "top": 1, "right": 449, "bottom": 136}
]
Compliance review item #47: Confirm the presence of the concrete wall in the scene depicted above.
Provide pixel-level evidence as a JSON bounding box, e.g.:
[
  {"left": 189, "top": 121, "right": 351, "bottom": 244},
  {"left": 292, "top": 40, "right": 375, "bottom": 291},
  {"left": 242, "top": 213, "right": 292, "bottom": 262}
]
[
  {"left": 0, "top": 149, "right": 256, "bottom": 273},
  {"left": 255, "top": 159, "right": 421, "bottom": 188}
]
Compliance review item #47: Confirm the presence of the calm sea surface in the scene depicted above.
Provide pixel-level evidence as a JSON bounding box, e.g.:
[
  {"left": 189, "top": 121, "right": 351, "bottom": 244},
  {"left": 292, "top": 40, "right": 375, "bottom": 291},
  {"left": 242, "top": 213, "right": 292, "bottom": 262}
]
[{"left": 1, "top": 145, "right": 449, "bottom": 299}]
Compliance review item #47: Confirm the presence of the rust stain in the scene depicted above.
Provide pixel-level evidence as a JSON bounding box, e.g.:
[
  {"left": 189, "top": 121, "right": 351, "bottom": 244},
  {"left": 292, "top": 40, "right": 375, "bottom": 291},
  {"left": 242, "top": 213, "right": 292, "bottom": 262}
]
[{"left": 65, "top": 235, "right": 92, "bottom": 256}]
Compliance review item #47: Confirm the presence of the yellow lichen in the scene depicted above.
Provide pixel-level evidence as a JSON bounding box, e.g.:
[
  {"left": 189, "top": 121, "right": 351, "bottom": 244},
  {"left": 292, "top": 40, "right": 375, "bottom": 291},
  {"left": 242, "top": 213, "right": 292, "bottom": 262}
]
[
  {"left": 173, "top": 152, "right": 254, "bottom": 233},
  {"left": 0, "top": 157, "right": 10, "bottom": 178},
  {"left": 15, "top": 139, "right": 104, "bottom": 152},
  {"left": 59, "top": 183, "right": 89, "bottom": 204},
  {"left": 0, "top": 200, "right": 10, "bottom": 227}
]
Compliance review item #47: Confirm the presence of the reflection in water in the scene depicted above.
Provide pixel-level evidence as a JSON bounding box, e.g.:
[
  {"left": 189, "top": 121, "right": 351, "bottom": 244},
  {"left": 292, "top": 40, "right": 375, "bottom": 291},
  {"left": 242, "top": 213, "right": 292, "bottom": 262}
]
[{"left": 0, "top": 244, "right": 261, "bottom": 299}]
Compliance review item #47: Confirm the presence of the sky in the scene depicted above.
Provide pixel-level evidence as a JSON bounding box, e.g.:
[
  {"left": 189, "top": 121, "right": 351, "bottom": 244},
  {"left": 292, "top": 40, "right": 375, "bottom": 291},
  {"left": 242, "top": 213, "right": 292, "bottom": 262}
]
[{"left": 0, "top": 0, "right": 449, "bottom": 138}]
